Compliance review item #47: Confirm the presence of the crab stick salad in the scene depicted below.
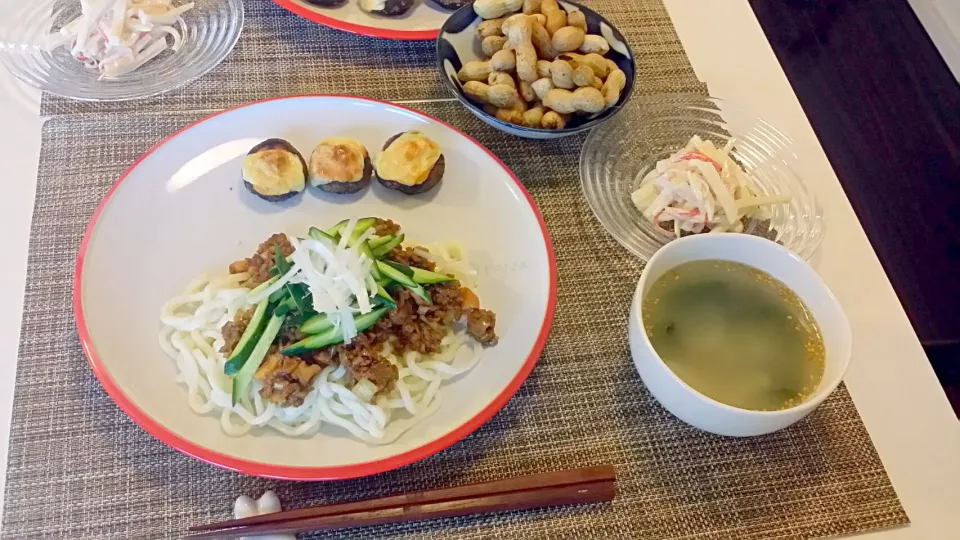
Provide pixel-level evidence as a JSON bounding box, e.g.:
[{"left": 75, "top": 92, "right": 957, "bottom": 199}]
[
  {"left": 631, "top": 135, "right": 792, "bottom": 238},
  {"left": 46, "top": 0, "right": 194, "bottom": 79}
]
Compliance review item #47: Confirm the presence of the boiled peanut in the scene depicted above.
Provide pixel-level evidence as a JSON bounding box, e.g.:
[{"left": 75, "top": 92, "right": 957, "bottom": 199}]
[
  {"left": 495, "top": 107, "right": 525, "bottom": 125},
  {"left": 605, "top": 58, "right": 619, "bottom": 74},
  {"left": 502, "top": 14, "right": 538, "bottom": 82},
  {"left": 458, "top": 60, "right": 494, "bottom": 82},
  {"left": 571, "top": 65, "right": 597, "bottom": 88},
  {"left": 602, "top": 69, "right": 626, "bottom": 107},
  {"left": 477, "top": 17, "right": 506, "bottom": 38},
  {"left": 495, "top": 98, "right": 527, "bottom": 125},
  {"left": 552, "top": 26, "right": 585, "bottom": 53},
  {"left": 579, "top": 34, "right": 610, "bottom": 55},
  {"left": 488, "top": 71, "right": 516, "bottom": 88},
  {"left": 522, "top": 105, "right": 545, "bottom": 128},
  {"left": 536, "top": 59, "right": 552, "bottom": 78},
  {"left": 531, "top": 22, "right": 556, "bottom": 60},
  {"left": 543, "top": 87, "right": 605, "bottom": 114},
  {"left": 474, "top": 0, "right": 523, "bottom": 19},
  {"left": 567, "top": 10, "right": 587, "bottom": 32},
  {"left": 522, "top": 0, "right": 541, "bottom": 14},
  {"left": 541, "top": 110, "right": 568, "bottom": 129},
  {"left": 550, "top": 58, "right": 574, "bottom": 89},
  {"left": 540, "top": 0, "right": 566, "bottom": 35},
  {"left": 519, "top": 79, "right": 537, "bottom": 102},
  {"left": 482, "top": 35, "right": 508, "bottom": 56},
  {"left": 463, "top": 81, "right": 520, "bottom": 108},
  {"left": 490, "top": 49, "right": 517, "bottom": 71},
  {"left": 560, "top": 52, "right": 609, "bottom": 78},
  {"left": 531, "top": 77, "right": 554, "bottom": 100}
]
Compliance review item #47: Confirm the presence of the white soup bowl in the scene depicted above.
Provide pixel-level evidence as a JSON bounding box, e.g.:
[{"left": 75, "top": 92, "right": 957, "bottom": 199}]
[{"left": 628, "top": 234, "right": 851, "bottom": 437}]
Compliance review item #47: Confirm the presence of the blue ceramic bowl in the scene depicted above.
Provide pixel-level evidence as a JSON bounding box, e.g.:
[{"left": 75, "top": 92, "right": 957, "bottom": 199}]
[{"left": 437, "top": 1, "right": 636, "bottom": 139}]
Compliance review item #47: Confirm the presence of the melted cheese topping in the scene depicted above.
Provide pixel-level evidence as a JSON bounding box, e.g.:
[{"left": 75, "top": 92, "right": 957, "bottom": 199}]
[
  {"left": 359, "top": 0, "right": 386, "bottom": 11},
  {"left": 242, "top": 149, "right": 305, "bottom": 196},
  {"left": 309, "top": 138, "right": 368, "bottom": 185},
  {"left": 375, "top": 131, "right": 442, "bottom": 187}
]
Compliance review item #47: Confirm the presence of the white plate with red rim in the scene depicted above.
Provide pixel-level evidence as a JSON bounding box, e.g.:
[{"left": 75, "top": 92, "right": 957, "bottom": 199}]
[
  {"left": 76, "top": 95, "right": 557, "bottom": 479},
  {"left": 274, "top": 0, "right": 457, "bottom": 40}
]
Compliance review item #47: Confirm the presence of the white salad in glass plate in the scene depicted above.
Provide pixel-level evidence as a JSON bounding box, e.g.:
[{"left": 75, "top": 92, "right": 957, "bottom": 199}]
[
  {"left": 46, "top": 0, "right": 196, "bottom": 79},
  {"left": 630, "top": 135, "right": 793, "bottom": 238},
  {"left": 580, "top": 93, "right": 826, "bottom": 261},
  {"left": 0, "top": 0, "right": 243, "bottom": 100}
]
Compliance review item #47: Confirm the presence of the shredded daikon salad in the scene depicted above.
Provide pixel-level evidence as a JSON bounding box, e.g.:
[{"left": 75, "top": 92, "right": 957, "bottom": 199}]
[
  {"left": 631, "top": 135, "right": 792, "bottom": 238},
  {"left": 46, "top": 0, "right": 195, "bottom": 79},
  {"left": 248, "top": 218, "right": 377, "bottom": 345}
]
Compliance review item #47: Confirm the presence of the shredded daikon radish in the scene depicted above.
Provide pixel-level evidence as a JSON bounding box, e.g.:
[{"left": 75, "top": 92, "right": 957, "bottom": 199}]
[
  {"left": 48, "top": 0, "right": 194, "bottom": 79},
  {"left": 262, "top": 235, "right": 377, "bottom": 345},
  {"left": 631, "top": 135, "right": 792, "bottom": 237}
]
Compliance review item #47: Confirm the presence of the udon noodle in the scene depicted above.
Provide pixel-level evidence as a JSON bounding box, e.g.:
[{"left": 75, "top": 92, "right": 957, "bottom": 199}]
[{"left": 158, "top": 242, "right": 483, "bottom": 443}]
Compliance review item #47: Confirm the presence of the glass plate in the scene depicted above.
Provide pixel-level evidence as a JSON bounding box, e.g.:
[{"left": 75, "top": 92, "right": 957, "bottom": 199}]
[
  {"left": 580, "top": 93, "right": 826, "bottom": 261},
  {"left": 0, "top": 0, "right": 243, "bottom": 101}
]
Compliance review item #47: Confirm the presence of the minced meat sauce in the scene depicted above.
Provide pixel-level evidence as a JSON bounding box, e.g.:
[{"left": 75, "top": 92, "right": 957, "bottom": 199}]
[
  {"left": 228, "top": 233, "right": 294, "bottom": 288},
  {"left": 255, "top": 350, "right": 321, "bottom": 408},
  {"left": 373, "top": 218, "right": 401, "bottom": 236},
  {"left": 220, "top": 233, "right": 498, "bottom": 408}
]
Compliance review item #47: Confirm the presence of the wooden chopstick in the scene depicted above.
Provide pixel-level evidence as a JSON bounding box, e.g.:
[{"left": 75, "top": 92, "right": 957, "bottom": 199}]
[
  {"left": 189, "top": 465, "right": 613, "bottom": 532},
  {"left": 186, "top": 465, "right": 615, "bottom": 539}
]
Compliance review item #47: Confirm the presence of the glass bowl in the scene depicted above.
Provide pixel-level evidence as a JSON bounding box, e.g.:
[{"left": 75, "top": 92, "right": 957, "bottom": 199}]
[
  {"left": 0, "top": 0, "right": 243, "bottom": 101},
  {"left": 580, "top": 93, "right": 825, "bottom": 261}
]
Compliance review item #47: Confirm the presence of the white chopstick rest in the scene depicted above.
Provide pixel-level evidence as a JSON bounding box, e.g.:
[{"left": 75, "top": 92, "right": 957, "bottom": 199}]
[{"left": 233, "top": 491, "right": 295, "bottom": 540}]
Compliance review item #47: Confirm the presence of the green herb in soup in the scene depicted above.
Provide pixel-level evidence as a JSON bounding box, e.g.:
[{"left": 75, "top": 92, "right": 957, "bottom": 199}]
[{"left": 643, "top": 260, "right": 825, "bottom": 411}]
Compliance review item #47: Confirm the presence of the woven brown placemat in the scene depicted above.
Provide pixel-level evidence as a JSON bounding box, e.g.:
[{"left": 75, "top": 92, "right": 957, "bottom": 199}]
[
  {"left": 38, "top": 0, "right": 707, "bottom": 116},
  {"left": 4, "top": 0, "right": 908, "bottom": 538}
]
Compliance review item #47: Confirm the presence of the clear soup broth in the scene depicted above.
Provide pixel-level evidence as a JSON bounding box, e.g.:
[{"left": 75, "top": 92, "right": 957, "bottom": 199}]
[{"left": 643, "top": 260, "right": 825, "bottom": 411}]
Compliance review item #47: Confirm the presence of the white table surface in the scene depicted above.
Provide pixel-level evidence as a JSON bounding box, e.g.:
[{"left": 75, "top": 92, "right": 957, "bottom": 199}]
[{"left": 1, "top": 1, "right": 959, "bottom": 537}]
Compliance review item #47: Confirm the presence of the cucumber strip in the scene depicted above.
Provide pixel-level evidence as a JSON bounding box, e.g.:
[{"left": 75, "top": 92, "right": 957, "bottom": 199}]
[
  {"left": 248, "top": 275, "right": 279, "bottom": 298},
  {"left": 282, "top": 307, "right": 390, "bottom": 356},
  {"left": 326, "top": 217, "right": 377, "bottom": 238},
  {"left": 410, "top": 267, "right": 455, "bottom": 284},
  {"left": 407, "top": 283, "right": 433, "bottom": 305},
  {"left": 376, "top": 260, "right": 416, "bottom": 288},
  {"left": 376, "top": 261, "right": 432, "bottom": 304},
  {"left": 308, "top": 226, "right": 338, "bottom": 244},
  {"left": 274, "top": 304, "right": 291, "bottom": 317},
  {"left": 358, "top": 241, "right": 382, "bottom": 280},
  {"left": 268, "top": 288, "right": 286, "bottom": 303},
  {"left": 375, "top": 283, "right": 397, "bottom": 308},
  {"left": 368, "top": 235, "right": 395, "bottom": 250},
  {"left": 372, "top": 234, "right": 404, "bottom": 258},
  {"left": 325, "top": 218, "right": 350, "bottom": 236},
  {"left": 300, "top": 312, "right": 334, "bottom": 334},
  {"left": 231, "top": 312, "right": 286, "bottom": 406},
  {"left": 223, "top": 298, "right": 269, "bottom": 376}
]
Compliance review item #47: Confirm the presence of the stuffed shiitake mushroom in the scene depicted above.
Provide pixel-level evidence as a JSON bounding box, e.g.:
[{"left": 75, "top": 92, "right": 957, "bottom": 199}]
[
  {"left": 303, "top": 0, "right": 348, "bottom": 6},
  {"left": 374, "top": 131, "right": 445, "bottom": 195},
  {"left": 242, "top": 138, "right": 308, "bottom": 202},
  {"left": 308, "top": 137, "right": 373, "bottom": 194},
  {"left": 359, "top": 0, "right": 414, "bottom": 16},
  {"left": 428, "top": 0, "right": 472, "bottom": 9}
]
